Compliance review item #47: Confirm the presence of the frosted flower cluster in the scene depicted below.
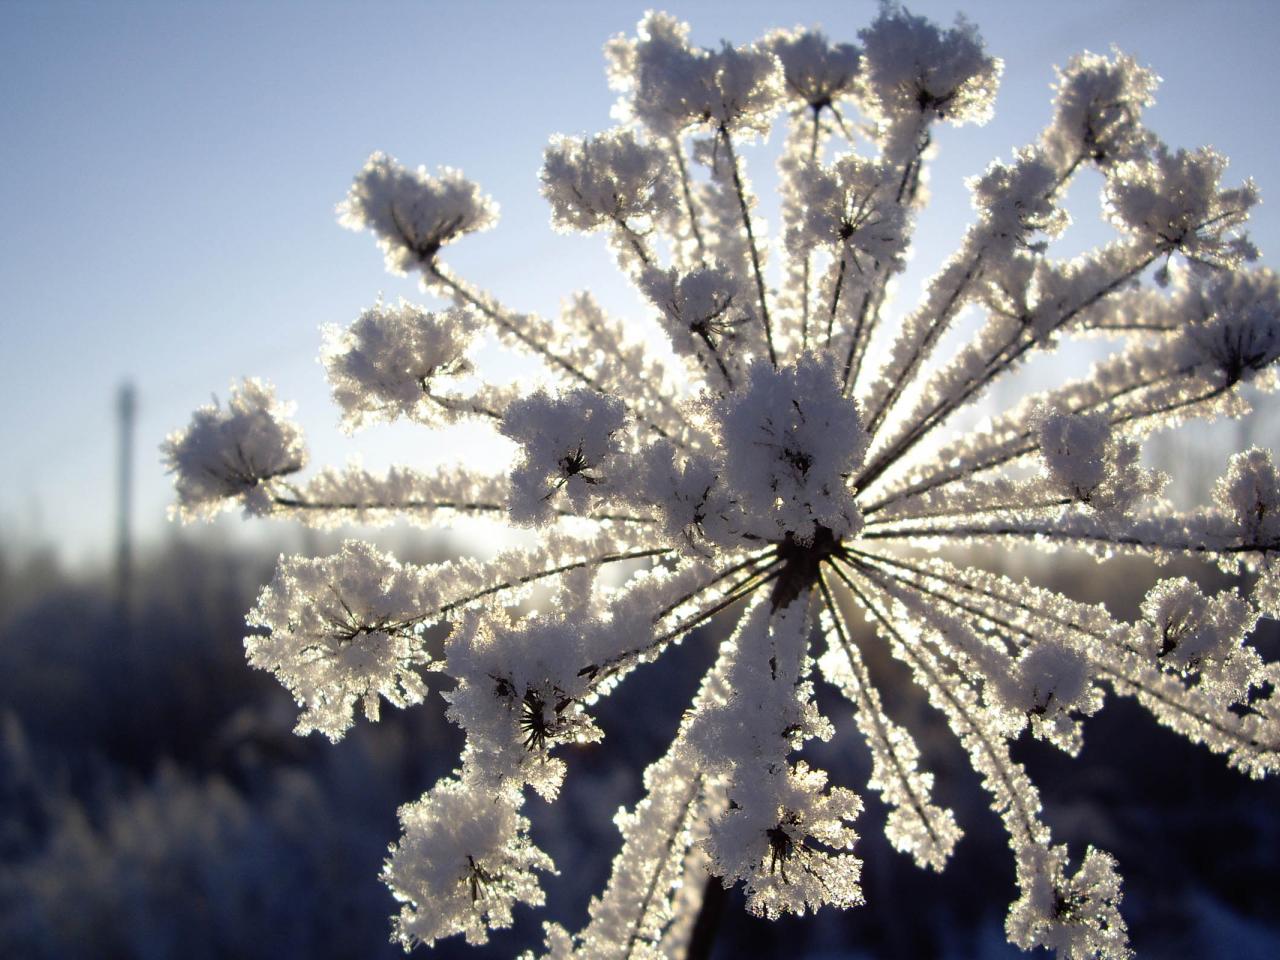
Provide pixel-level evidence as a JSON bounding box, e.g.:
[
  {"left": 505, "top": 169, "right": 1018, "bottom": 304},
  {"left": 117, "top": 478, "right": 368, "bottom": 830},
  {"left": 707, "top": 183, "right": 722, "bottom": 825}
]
[
  {"left": 337, "top": 153, "right": 498, "bottom": 274},
  {"left": 244, "top": 540, "right": 436, "bottom": 739},
  {"left": 320, "top": 300, "right": 510, "bottom": 430},
  {"left": 166, "top": 7, "right": 1280, "bottom": 958},
  {"left": 385, "top": 775, "right": 555, "bottom": 948},
  {"left": 162, "top": 378, "right": 306, "bottom": 519}
]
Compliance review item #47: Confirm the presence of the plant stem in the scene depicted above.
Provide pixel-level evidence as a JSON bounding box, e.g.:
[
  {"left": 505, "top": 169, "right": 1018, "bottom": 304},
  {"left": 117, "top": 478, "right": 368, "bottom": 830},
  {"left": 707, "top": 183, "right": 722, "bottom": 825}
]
[{"left": 719, "top": 125, "right": 776, "bottom": 366}]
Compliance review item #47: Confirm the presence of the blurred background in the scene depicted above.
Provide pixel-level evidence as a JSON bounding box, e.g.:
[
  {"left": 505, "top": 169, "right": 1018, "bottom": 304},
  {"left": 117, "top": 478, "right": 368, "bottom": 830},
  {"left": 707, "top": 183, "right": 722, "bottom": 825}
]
[{"left": 2, "top": 1, "right": 1279, "bottom": 957}]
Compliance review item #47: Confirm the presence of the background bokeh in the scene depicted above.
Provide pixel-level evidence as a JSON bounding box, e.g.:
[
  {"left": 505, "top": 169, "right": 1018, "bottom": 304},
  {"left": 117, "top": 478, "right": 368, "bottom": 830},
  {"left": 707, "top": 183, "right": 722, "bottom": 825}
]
[{"left": 2, "top": 2, "right": 1279, "bottom": 957}]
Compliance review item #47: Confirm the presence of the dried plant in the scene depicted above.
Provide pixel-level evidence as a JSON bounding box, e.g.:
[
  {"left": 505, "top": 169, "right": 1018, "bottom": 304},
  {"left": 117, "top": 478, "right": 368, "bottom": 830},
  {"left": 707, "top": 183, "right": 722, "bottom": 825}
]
[{"left": 165, "top": 8, "right": 1280, "bottom": 958}]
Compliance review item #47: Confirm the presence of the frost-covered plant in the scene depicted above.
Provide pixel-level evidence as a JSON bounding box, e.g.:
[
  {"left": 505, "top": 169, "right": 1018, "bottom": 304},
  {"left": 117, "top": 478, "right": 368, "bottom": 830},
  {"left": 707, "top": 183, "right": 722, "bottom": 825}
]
[{"left": 165, "top": 7, "right": 1280, "bottom": 958}]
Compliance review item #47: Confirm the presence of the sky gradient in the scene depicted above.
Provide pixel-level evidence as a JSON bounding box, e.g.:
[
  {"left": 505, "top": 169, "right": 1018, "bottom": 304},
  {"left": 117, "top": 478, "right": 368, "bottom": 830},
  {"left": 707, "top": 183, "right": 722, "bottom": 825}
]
[{"left": 3, "top": 0, "right": 1278, "bottom": 564}]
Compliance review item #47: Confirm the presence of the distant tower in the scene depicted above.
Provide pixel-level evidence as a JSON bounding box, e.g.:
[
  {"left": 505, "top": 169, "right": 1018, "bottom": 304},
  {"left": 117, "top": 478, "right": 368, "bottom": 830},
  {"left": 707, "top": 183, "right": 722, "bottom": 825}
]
[{"left": 115, "top": 382, "right": 137, "bottom": 617}]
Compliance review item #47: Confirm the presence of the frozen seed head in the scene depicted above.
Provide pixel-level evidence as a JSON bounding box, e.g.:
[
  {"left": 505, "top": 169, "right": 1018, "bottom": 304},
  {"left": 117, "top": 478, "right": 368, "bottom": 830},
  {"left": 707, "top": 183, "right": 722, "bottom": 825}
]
[
  {"left": 970, "top": 152, "right": 1070, "bottom": 253},
  {"left": 704, "top": 762, "right": 863, "bottom": 919},
  {"left": 1007, "top": 845, "right": 1130, "bottom": 960},
  {"left": 1214, "top": 447, "right": 1280, "bottom": 547},
  {"left": 541, "top": 130, "right": 675, "bottom": 235},
  {"left": 501, "top": 388, "right": 628, "bottom": 525},
  {"left": 639, "top": 263, "right": 754, "bottom": 377},
  {"left": 606, "top": 11, "right": 783, "bottom": 137},
  {"left": 1047, "top": 50, "right": 1159, "bottom": 168},
  {"left": 1136, "top": 577, "right": 1254, "bottom": 677},
  {"left": 162, "top": 378, "right": 306, "bottom": 520},
  {"left": 717, "top": 356, "right": 868, "bottom": 544},
  {"left": 166, "top": 7, "right": 1280, "bottom": 957},
  {"left": 322, "top": 300, "right": 478, "bottom": 430},
  {"left": 338, "top": 153, "right": 497, "bottom": 275},
  {"left": 1180, "top": 268, "right": 1280, "bottom": 385},
  {"left": 1106, "top": 146, "right": 1258, "bottom": 270},
  {"left": 245, "top": 541, "right": 437, "bottom": 741},
  {"left": 765, "top": 27, "right": 862, "bottom": 113},
  {"left": 1034, "top": 406, "right": 1155, "bottom": 514},
  {"left": 384, "top": 777, "right": 554, "bottom": 949},
  {"left": 858, "top": 5, "right": 1002, "bottom": 125}
]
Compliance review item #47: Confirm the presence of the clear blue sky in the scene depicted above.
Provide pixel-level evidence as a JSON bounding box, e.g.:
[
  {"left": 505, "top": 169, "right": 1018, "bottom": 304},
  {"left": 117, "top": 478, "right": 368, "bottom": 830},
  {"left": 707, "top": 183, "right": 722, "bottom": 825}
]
[{"left": 2, "top": 0, "right": 1278, "bottom": 564}]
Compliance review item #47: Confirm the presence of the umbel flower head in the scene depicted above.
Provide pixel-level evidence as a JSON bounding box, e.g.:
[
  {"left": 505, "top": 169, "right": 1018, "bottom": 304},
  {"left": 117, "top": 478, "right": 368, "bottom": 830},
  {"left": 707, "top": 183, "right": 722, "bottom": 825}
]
[{"left": 166, "top": 7, "right": 1280, "bottom": 958}]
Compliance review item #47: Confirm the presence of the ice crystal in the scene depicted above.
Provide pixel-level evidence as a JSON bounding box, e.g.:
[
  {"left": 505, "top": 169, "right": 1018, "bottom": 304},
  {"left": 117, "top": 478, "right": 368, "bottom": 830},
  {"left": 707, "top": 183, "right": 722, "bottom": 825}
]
[{"left": 166, "top": 7, "right": 1280, "bottom": 958}]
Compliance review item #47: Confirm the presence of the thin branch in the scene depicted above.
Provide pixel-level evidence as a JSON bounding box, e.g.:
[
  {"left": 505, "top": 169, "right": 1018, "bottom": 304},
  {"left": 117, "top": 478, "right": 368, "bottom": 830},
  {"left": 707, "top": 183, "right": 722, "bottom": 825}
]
[
  {"left": 862, "top": 249, "right": 985, "bottom": 440},
  {"left": 857, "top": 250, "right": 1159, "bottom": 497},
  {"left": 828, "top": 560, "right": 1044, "bottom": 850},
  {"left": 718, "top": 124, "right": 776, "bottom": 366},
  {"left": 824, "top": 255, "right": 848, "bottom": 347},
  {"left": 272, "top": 493, "right": 505, "bottom": 514},
  {"left": 847, "top": 552, "right": 1023, "bottom": 657},
  {"left": 863, "top": 495, "right": 1075, "bottom": 528},
  {"left": 651, "top": 548, "right": 778, "bottom": 622},
  {"left": 271, "top": 490, "right": 657, "bottom": 527},
  {"left": 800, "top": 106, "right": 822, "bottom": 351},
  {"left": 859, "top": 520, "right": 1269, "bottom": 557},
  {"left": 858, "top": 369, "right": 1205, "bottom": 519},
  {"left": 840, "top": 287, "right": 879, "bottom": 392},
  {"left": 615, "top": 215, "right": 656, "bottom": 268},
  {"left": 818, "top": 573, "right": 946, "bottom": 850},
  {"left": 696, "top": 327, "right": 735, "bottom": 389},
  {"left": 426, "top": 262, "right": 685, "bottom": 447},
  {"left": 670, "top": 134, "right": 708, "bottom": 264},
  {"left": 847, "top": 547, "right": 1277, "bottom": 754},
  {"left": 421, "top": 387, "right": 505, "bottom": 422},
  {"left": 588, "top": 561, "right": 784, "bottom": 688},
  {"left": 436, "top": 547, "right": 672, "bottom": 620},
  {"left": 623, "top": 776, "right": 706, "bottom": 959}
]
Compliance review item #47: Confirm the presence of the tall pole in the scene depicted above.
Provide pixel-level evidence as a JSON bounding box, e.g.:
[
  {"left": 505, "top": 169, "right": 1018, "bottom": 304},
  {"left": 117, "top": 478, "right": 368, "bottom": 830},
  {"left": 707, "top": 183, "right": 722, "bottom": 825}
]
[{"left": 116, "top": 381, "right": 136, "bottom": 619}]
